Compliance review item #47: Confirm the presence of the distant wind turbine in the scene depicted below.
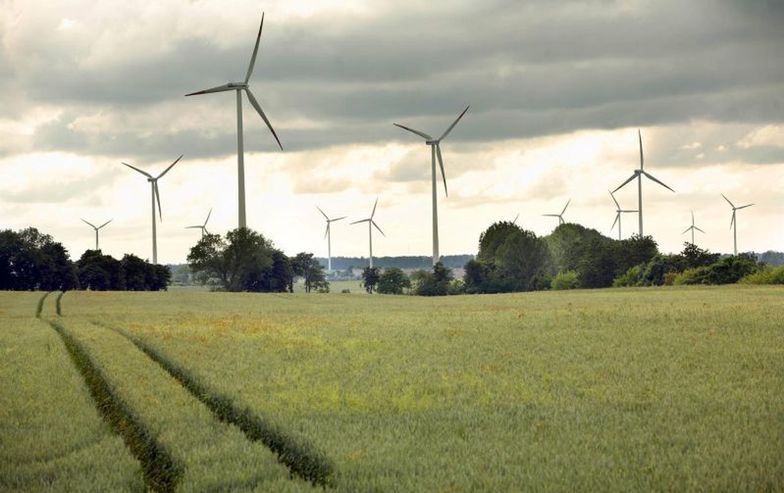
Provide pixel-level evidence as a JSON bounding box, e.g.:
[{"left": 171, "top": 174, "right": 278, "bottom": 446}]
[
  {"left": 612, "top": 130, "right": 674, "bottom": 237},
  {"left": 512, "top": 213, "right": 520, "bottom": 224},
  {"left": 186, "top": 208, "right": 212, "bottom": 238},
  {"left": 350, "top": 198, "right": 385, "bottom": 268},
  {"left": 722, "top": 194, "right": 753, "bottom": 255},
  {"left": 681, "top": 211, "right": 706, "bottom": 246},
  {"left": 317, "top": 206, "right": 347, "bottom": 271},
  {"left": 185, "top": 12, "right": 282, "bottom": 230},
  {"left": 543, "top": 199, "right": 571, "bottom": 226},
  {"left": 81, "top": 218, "right": 112, "bottom": 250},
  {"left": 394, "top": 106, "right": 470, "bottom": 266},
  {"left": 121, "top": 155, "right": 183, "bottom": 264},
  {"left": 609, "top": 190, "right": 637, "bottom": 240}
]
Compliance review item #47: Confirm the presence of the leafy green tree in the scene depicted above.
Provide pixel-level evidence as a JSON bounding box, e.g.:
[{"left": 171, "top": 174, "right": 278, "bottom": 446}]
[
  {"left": 415, "top": 262, "right": 454, "bottom": 296},
  {"left": 261, "top": 250, "right": 293, "bottom": 292},
  {"left": 77, "top": 250, "right": 124, "bottom": 291},
  {"left": 122, "top": 254, "right": 149, "bottom": 290},
  {"left": 675, "top": 254, "right": 760, "bottom": 285},
  {"left": 681, "top": 242, "right": 720, "bottom": 269},
  {"left": 291, "top": 252, "right": 328, "bottom": 293},
  {"left": 361, "top": 266, "right": 380, "bottom": 293},
  {"left": 551, "top": 270, "right": 579, "bottom": 290},
  {"left": 377, "top": 267, "right": 411, "bottom": 294}
]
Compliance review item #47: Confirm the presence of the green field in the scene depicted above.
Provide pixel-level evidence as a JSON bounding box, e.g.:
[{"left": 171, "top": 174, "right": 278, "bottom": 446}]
[{"left": 2, "top": 286, "right": 783, "bottom": 491}]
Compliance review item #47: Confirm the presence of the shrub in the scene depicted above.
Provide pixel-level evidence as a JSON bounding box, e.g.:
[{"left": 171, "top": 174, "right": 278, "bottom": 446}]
[
  {"left": 377, "top": 267, "right": 411, "bottom": 295},
  {"left": 739, "top": 265, "right": 784, "bottom": 285},
  {"left": 551, "top": 270, "right": 579, "bottom": 290},
  {"left": 674, "top": 254, "right": 761, "bottom": 285},
  {"left": 613, "top": 265, "right": 643, "bottom": 287}
]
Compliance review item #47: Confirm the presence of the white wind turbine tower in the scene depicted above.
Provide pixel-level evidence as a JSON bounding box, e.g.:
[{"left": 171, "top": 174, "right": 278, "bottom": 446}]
[
  {"left": 394, "top": 106, "right": 469, "bottom": 266},
  {"left": 543, "top": 199, "right": 571, "bottom": 226},
  {"left": 317, "top": 206, "right": 346, "bottom": 272},
  {"left": 186, "top": 208, "right": 212, "bottom": 238},
  {"left": 185, "top": 13, "right": 282, "bottom": 230},
  {"left": 121, "top": 155, "right": 183, "bottom": 264},
  {"left": 682, "top": 211, "right": 706, "bottom": 246},
  {"left": 722, "top": 194, "right": 754, "bottom": 255},
  {"left": 609, "top": 190, "right": 637, "bottom": 240},
  {"left": 350, "top": 198, "right": 385, "bottom": 268},
  {"left": 612, "top": 130, "right": 674, "bottom": 237},
  {"left": 81, "top": 219, "right": 112, "bottom": 250}
]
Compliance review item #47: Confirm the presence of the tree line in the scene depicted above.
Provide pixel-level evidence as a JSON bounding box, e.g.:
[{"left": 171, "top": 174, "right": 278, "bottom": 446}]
[{"left": 0, "top": 228, "right": 170, "bottom": 291}]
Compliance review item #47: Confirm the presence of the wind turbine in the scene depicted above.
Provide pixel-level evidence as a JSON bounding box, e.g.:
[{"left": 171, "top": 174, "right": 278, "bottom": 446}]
[
  {"left": 722, "top": 194, "right": 753, "bottom": 255},
  {"left": 317, "top": 206, "right": 346, "bottom": 271},
  {"left": 350, "top": 198, "right": 385, "bottom": 268},
  {"left": 512, "top": 213, "right": 520, "bottom": 224},
  {"left": 394, "top": 106, "right": 469, "bottom": 266},
  {"left": 186, "top": 208, "right": 212, "bottom": 238},
  {"left": 609, "top": 190, "right": 637, "bottom": 240},
  {"left": 612, "top": 130, "right": 674, "bottom": 237},
  {"left": 543, "top": 199, "right": 571, "bottom": 226},
  {"left": 81, "top": 218, "right": 112, "bottom": 250},
  {"left": 681, "top": 211, "right": 706, "bottom": 246},
  {"left": 185, "top": 13, "right": 282, "bottom": 230},
  {"left": 121, "top": 155, "right": 183, "bottom": 264}
]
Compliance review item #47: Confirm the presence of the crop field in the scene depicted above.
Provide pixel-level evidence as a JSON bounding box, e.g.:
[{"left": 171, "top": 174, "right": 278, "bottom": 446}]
[{"left": 2, "top": 286, "right": 783, "bottom": 492}]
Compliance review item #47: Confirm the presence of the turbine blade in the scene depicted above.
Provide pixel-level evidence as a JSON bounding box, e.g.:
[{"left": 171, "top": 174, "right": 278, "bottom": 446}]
[
  {"left": 324, "top": 223, "right": 329, "bottom": 239},
  {"left": 622, "top": 210, "right": 638, "bottom": 213},
  {"left": 204, "top": 208, "right": 212, "bottom": 226},
  {"left": 736, "top": 203, "right": 754, "bottom": 210},
  {"left": 638, "top": 129, "right": 644, "bottom": 170},
  {"left": 438, "top": 105, "right": 470, "bottom": 141},
  {"left": 612, "top": 173, "right": 637, "bottom": 193},
  {"left": 186, "top": 225, "right": 202, "bottom": 229},
  {"left": 513, "top": 213, "right": 519, "bottom": 224},
  {"left": 561, "top": 199, "right": 571, "bottom": 215},
  {"left": 121, "top": 162, "right": 152, "bottom": 178},
  {"left": 350, "top": 219, "right": 370, "bottom": 225},
  {"left": 695, "top": 226, "right": 706, "bottom": 234},
  {"left": 185, "top": 83, "right": 234, "bottom": 96},
  {"left": 332, "top": 216, "right": 347, "bottom": 222},
  {"left": 316, "top": 206, "right": 329, "bottom": 220},
  {"left": 98, "top": 219, "right": 113, "bottom": 229},
  {"left": 157, "top": 154, "right": 183, "bottom": 179},
  {"left": 81, "top": 218, "right": 97, "bottom": 229},
  {"left": 611, "top": 213, "right": 620, "bottom": 231},
  {"left": 721, "top": 193, "right": 735, "bottom": 208},
  {"left": 436, "top": 144, "right": 448, "bottom": 197},
  {"left": 609, "top": 190, "right": 620, "bottom": 208},
  {"left": 372, "top": 220, "right": 386, "bottom": 237},
  {"left": 393, "top": 123, "right": 432, "bottom": 140},
  {"left": 542, "top": 214, "right": 560, "bottom": 217},
  {"left": 245, "top": 13, "right": 264, "bottom": 84},
  {"left": 154, "top": 182, "right": 162, "bottom": 221},
  {"left": 245, "top": 88, "right": 283, "bottom": 150},
  {"left": 642, "top": 171, "right": 674, "bottom": 192},
  {"left": 730, "top": 211, "right": 735, "bottom": 229},
  {"left": 371, "top": 198, "right": 378, "bottom": 218},
  {"left": 682, "top": 226, "right": 692, "bottom": 234}
]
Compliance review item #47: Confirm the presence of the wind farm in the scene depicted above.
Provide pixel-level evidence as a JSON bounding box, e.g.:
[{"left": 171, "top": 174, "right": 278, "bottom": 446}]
[{"left": 1, "top": 3, "right": 782, "bottom": 493}]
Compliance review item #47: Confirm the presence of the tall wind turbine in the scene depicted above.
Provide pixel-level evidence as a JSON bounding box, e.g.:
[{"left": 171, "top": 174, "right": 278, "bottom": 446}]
[
  {"left": 609, "top": 190, "right": 637, "bottom": 240},
  {"left": 543, "top": 199, "right": 571, "bottom": 226},
  {"left": 121, "top": 155, "right": 182, "bottom": 264},
  {"left": 350, "top": 198, "right": 385, "bottom": 268},
  {"left": 185, "top": 13, "right": 282, "bottom": 230},
  {"left": 186, "top": 208, "right": 212, "bottom": 238},
  {"left": 612, "top": 130, "right": 674, "bottom": 237},
  {"left": 681, "top": 211, "right": 706, "bottom": 246},
  {"left": 722, "top": 194, "right": 753, "bottom": 255},
  {"left": 394, "top": 106, "right": 469, "bottom": 266},
  {"left": 317, "top": 206, "right": 346, "bottom": 271},
  {"left": 81, "top": 219, "right": 112, "bottom": 250}
]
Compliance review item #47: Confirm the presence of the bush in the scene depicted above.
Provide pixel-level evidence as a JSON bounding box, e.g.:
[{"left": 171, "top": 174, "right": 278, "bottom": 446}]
[
  {"left": 551, "top": 270, "right": 579, "bottom": 290},
  {"left": 613, "top": 265, "right": 643, "bottom": 287},
  {"left": 739, "top": 265, "right": 784, "bottom": 285},
  {"left": 377, "top": 267, "right": 411, "bottom": 295},
  {"left": 414, "top": 262, "right": 453, "bottom": 296},
  {"left": 674, "top": 254, "right": 761, "bottom": 285}
]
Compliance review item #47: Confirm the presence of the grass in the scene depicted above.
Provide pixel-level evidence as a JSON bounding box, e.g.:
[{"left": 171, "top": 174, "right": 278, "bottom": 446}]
[
  {"left": 0, "top": 292, "right": 144, "bottom": 492},
  {"left": 54, "top": 285, "right": 784, "bottom": 491}
]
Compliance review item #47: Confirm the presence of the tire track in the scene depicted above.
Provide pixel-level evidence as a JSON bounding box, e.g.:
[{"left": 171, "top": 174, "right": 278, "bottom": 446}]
[
  {"left": 35, "top": 292, "right": 52, "bottom": 318},
  {"left": 46, "top": 320, "right": 183, "bottom": 492},
  {"left": 55, "top": 291, "right": 65, "bottom": 316},
  {"left": 95, "top": 321, "right": 335, "bottom": 488}
]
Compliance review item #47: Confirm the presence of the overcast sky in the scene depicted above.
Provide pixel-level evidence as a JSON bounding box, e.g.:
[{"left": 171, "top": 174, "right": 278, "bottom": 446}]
[{"left": 1, "top": 0, "right": 782, "bottom": 264}]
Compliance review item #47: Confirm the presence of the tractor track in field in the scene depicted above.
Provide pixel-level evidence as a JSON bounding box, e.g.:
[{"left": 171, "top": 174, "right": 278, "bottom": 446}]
[
  {"left": 93, "top": 320, "right": 335, "bottom": 488},
  {"left": 55, "top": 291, "right": 65, "bottom": 316},
  {"left": 36, "top": 294, "right": 183, "bottom": 492}
]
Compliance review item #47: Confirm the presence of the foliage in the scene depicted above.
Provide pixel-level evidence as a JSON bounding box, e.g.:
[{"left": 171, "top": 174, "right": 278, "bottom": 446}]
[
  {"left": 613, "top": 242, "right": 718, "bottom": 288},
  {"left": 414, "top": 262, "right": 453, "bottom": 296},
  {"left": 551, "top": 270, "right": 579, "bottom": 290},
  {"left": 756, "top": 250, "right": 784, "bottom": 267},
  {"left": 377, "top": 267, "right": 411, "bottom": 295},
  {"left": 739, "top": 265, "right": 784, "bottom": 285},
  {"left": 187, "top": 228, "right": 294, "bottom": 292},
  {"left": 0, "top": 228, "right": 79, "bottom": 291},
  {"left": 674, "top": 254, "right": 761, "bottom": 285},
  {"left": 613, "top": 264, "right": 643, "bottom": 287},
  {"left": 360, "top": 267, "right": 380, "bottom": 293},
  {"left": 77, "top": 250, "right": 125, "bottom": 291},
  {"left": 291, "top": 252, "right": 328, "bottom": 293}
]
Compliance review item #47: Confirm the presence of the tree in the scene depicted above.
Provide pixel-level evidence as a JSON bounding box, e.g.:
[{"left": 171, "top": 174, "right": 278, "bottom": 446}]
[
  {"left": 260, "top": 250, "right": 293, "bottom": 292},
  {"left": 377, "top": 267, "right": 411, "bottom": 294},
  {"left": 291, "top": 252, "right": 328, "bottom": 293},
  {"left": 415, "top": 262, "right": 453, "bottom": 296},
  {"left": 187, "top": 228, "right": 276, "bottom": 292},
  {"left": 77, "top": 250, "right": 125, "bottom": 291},
  {"left": 361, "top": 267, "right": 380, "bottom": 293}
]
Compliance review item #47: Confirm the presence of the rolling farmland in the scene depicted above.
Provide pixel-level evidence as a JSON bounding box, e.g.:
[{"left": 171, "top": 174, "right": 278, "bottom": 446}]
[{"left": 2, "top": 286, "right": 783, "bottom": 491}]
